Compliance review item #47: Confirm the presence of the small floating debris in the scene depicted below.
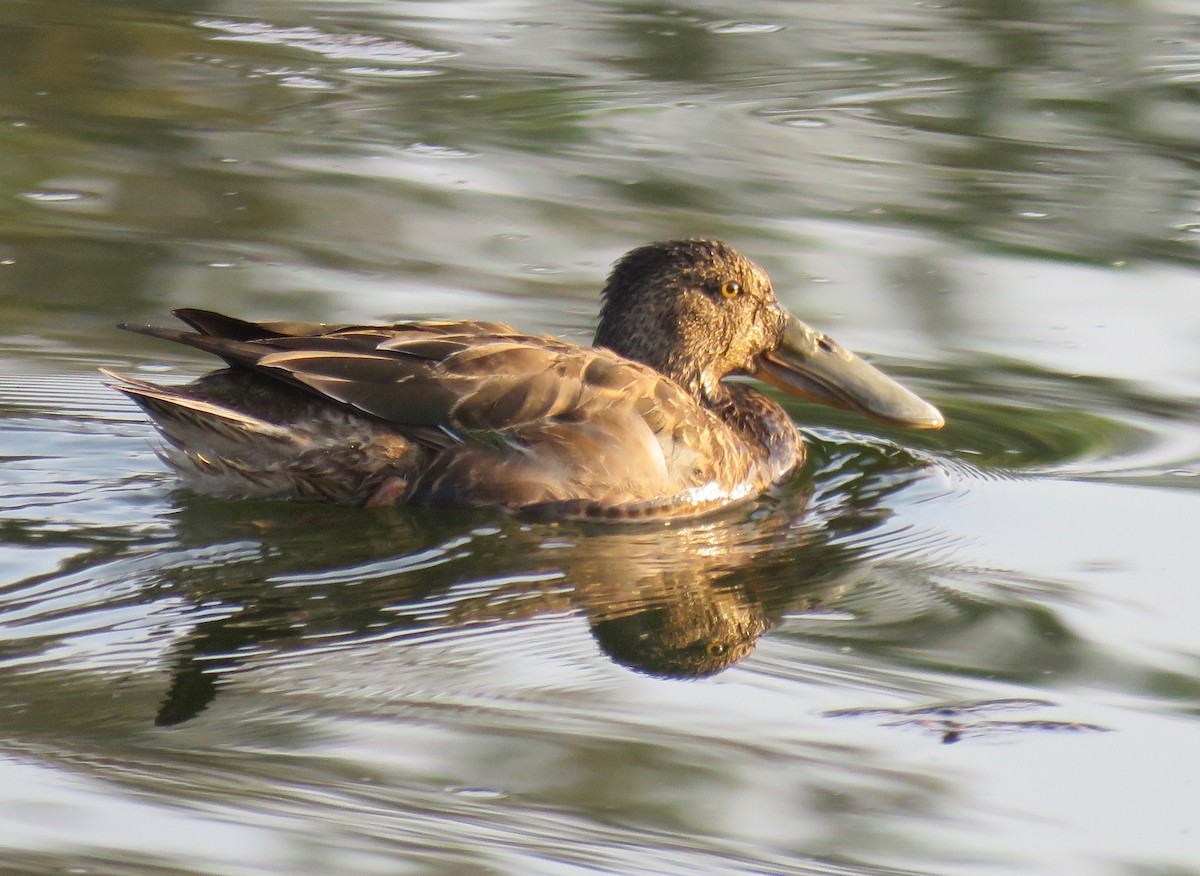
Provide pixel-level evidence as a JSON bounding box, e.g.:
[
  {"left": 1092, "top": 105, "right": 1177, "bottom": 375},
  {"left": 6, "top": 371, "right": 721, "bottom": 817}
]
[
  {"left": 20, "top": 189, "right": 87, "bottom": 204},
  {"left": 825, "top": 697, "right": 1109, "bottom": 744}
]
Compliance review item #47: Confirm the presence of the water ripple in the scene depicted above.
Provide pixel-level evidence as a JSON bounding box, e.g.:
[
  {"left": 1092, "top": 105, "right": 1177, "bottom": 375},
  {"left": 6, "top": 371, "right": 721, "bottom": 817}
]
[{"left": 194, "top": 19, "right": 456, "bottom": 66}]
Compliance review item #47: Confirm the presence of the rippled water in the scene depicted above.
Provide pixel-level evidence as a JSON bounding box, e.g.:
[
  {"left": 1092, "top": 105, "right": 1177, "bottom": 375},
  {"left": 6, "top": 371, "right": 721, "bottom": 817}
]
[{"left": 1, "top": 1, "right": 1198, "bottom": 874}]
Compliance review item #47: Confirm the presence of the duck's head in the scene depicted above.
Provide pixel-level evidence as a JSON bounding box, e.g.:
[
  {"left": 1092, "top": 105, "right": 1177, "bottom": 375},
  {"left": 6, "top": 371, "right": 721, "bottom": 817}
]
[{"left": 595, "top": 239, "right": 943, "bottom": 429}]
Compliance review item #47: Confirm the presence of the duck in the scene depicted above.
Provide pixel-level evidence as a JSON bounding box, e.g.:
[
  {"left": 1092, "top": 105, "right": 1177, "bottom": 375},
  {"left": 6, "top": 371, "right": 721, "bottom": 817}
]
[{"left": 106, "top": 239, "right": 942, "bottom": 519}]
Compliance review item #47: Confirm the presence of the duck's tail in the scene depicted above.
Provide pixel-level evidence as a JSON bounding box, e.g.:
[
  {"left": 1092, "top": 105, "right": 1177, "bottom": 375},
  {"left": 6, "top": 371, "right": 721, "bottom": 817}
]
[
  {"left": 103, "top": 368, "right": 415, "bottom": 503},
  {"left": 103, "top": 368, "right": 296, "bottom": 446},
  {"left": 101, "top": 369, "right": 318, "bottom": 498}
]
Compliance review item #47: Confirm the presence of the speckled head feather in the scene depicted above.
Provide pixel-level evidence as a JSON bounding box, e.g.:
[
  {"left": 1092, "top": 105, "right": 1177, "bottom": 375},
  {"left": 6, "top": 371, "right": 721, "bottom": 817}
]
[{"left": 594, "top": 239, "right": 787, "bottom": 400}]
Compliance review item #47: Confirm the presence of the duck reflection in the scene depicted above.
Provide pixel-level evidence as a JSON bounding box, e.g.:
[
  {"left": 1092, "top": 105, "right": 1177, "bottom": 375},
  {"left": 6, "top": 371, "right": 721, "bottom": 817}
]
[
  {"left": 589, "top": 583, "right": 768, "bottom": 678},
  {"left": 154, "top": 438, "right": 928, "bottom": 726}
]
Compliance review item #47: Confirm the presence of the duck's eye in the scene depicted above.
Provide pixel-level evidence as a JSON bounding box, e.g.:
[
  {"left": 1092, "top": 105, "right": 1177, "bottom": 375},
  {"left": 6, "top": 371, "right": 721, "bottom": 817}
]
[
  {"left": 706, "top": 641, "right": 727, "bottom": 656},
  {"left": 720, "top": 280, "right": 741, "bottom": 299}
]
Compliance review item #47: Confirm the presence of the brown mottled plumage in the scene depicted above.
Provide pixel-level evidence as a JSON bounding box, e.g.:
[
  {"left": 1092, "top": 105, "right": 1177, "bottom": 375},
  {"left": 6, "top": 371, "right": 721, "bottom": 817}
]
[{"left": 106, "top": 240, "right": 942, "bottom": 519}]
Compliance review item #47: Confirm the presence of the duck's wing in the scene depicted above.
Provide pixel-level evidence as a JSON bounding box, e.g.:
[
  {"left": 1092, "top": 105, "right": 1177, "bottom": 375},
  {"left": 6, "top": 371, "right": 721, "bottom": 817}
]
[
  {"left": 171, "top": 307, "right": 519, "bottom": 344},
  {"left": 119, "top": 309, "right": 657, "bottom": 437}
]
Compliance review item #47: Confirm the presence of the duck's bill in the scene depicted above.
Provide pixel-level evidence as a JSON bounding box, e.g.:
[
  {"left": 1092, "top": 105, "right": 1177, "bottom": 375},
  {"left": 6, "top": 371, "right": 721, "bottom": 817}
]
[{"left": 751, "top": 314, "right": 944, "bottom": 429}]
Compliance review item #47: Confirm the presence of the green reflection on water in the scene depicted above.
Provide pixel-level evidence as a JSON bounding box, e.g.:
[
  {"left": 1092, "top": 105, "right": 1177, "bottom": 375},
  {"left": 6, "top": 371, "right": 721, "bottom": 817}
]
[{"left": 2, "top": 0, "right": 1198, "bottom": 271}]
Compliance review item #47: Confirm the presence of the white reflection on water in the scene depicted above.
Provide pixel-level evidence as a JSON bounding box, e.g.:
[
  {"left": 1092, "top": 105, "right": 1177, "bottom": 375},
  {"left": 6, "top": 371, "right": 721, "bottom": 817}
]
[{"left": 194, "top": 18, "right": 457, "bottom": 65}]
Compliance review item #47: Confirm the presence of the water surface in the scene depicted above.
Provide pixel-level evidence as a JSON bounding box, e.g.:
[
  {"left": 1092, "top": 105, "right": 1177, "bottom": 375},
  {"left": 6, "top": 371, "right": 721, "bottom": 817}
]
[{"left": 1, "top": 1, "right": 1198, "bottom": 874}]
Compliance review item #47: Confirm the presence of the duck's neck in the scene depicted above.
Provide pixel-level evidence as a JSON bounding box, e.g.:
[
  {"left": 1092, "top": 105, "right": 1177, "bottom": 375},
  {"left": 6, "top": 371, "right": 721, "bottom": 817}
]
[
  {"left": 710, "top": 382, "right": 806, "bottom": 482},
  {"left": 595, "top": 322, "right": 722, "bottom": 403}
]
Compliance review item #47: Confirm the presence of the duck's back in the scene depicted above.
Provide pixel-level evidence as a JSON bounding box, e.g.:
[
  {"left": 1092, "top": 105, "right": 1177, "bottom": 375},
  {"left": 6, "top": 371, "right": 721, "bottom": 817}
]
[{"left": 109, "top": 310, "right": 791, "bottom": 518}]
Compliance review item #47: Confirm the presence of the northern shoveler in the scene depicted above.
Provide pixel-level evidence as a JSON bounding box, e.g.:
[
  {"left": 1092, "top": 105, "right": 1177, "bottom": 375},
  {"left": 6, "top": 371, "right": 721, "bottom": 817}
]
[{"left": 106, "top": 239, "right": 942, "bottom": 519}]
